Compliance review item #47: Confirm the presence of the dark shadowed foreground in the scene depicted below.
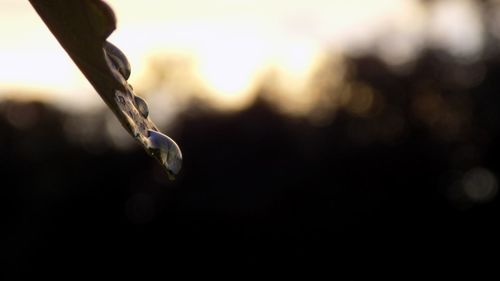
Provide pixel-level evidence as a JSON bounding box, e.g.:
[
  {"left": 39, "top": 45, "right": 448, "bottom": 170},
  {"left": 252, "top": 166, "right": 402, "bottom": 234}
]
[{"left": 2, "top": 51, "right": 500, "bottom": 275}]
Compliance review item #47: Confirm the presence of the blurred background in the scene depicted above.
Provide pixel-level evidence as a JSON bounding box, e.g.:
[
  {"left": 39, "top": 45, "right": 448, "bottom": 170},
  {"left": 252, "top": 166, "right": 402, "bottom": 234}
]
[{"left": 1, "top": 0, "right": 500, "bottom": 274}]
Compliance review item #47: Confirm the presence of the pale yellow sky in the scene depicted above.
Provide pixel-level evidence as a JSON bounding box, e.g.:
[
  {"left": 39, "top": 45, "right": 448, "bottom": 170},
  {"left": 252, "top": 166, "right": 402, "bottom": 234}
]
[{"left": 0, "top": 0, "right": 485, "bottom": 112}]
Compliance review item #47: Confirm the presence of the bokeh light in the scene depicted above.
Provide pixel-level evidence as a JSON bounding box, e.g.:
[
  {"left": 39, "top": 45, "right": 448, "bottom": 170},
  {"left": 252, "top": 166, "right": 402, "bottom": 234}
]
[{"left": 463, "top": 167, "right": 498, "bottom": 203}]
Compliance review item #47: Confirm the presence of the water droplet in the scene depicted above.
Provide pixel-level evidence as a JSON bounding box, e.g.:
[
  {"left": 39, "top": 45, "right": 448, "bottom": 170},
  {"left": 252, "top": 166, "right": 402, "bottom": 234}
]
[
  {"left": 146, "top": 129, "right": 182, "bottom": 179},
  {"left": 117, "top": 95, "right": 125, "bottom": 105},
  {"left": 112, "top": 92, "right": 182, "bottom": 180},
  {"left": 134, "top": 95, "right": 149, "bottom": 118},
  {"left": 104, "top": 41, "right": 131, "bottom": 80}
]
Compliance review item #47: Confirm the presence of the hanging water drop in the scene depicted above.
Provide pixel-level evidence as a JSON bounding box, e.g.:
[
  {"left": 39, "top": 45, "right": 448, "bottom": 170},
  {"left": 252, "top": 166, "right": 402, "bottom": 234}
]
[
  {"left": 146, "top": 129, "right": 183, "bottom": 180},
  {"left": 103, "top": 41, "right": 131, "bottom": 80},
  {"left": 30, "top": 0, "right": 183, "bottom": 180},
  {"left": 134, "top": 95, "right": 149, "bottom": 118}
]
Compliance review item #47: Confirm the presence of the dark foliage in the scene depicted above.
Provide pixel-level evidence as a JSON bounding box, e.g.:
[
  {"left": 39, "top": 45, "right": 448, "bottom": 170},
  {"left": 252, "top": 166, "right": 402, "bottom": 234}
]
[{"left": 2, "top": 49, "right": 500, "bottom": 275}]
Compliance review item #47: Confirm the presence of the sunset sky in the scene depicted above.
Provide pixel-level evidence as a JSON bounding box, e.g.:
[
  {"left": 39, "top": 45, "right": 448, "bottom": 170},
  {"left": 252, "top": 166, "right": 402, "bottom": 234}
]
[{"left": 0, "top": 0, "right": 485, "bottom": 112}]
